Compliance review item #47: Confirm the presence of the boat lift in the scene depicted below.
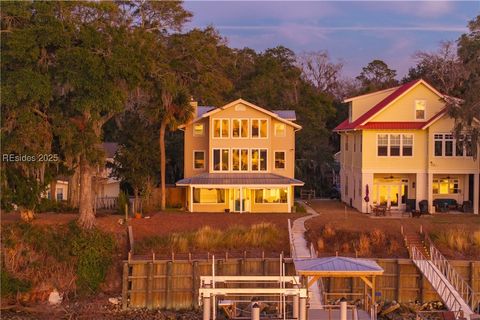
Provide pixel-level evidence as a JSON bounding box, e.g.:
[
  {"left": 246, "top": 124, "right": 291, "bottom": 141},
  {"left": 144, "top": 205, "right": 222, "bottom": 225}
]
[{"left": 199, "top": 256, "right": 308, "bottom": 320}]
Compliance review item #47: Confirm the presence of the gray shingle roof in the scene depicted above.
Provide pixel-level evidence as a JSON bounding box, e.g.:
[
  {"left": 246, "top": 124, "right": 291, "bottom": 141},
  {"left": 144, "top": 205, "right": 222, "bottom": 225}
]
[
  {"left": 196, "top": 106, "right": 296, "bottom": 121},
  {"left": 176, "top": 173, "right": 304, "bottom": 186},
  {"left": 273, "top": 110, "right": 296, "bottom": 120},
  {"left": 197, "top": 106, "right": 215, "bottom": 117},
  {"left": 294, "top": 257, "right": 384, "bottom": 274}
]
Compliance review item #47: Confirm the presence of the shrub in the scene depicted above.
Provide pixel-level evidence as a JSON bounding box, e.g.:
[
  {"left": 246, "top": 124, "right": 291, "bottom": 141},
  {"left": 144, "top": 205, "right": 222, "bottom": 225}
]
[
  {"left": 194, "top": 226, "right": 223, "bottom": 251},
  {"left": 294, "top": 202, "right": 307, "bottom": 213},
  {"left": 1, "top": 268, "right": 31, "bottom": 297},
  {"left": 117, "top": 191, "right": 129, "bottom": 216},
  {"left": 322, "top": 224, "right": 336, "bottom": 238},
  {"left": 473, "top": 231, "right": 480, "bottom": 247},
  {"left": 246, "top": 223, "right": 280, "bottom": 248},
  {"left": 69, "top": 223, "right": 116, "bottom": 293},
  {"left": 370, "top": 229, "right": 386, "bottom": 246},
  {"left": 358, "top": 234, "right": 371, "bottom": 256},
  {"left": 1, "top": 222, "right": 116, "bottom": 297}
]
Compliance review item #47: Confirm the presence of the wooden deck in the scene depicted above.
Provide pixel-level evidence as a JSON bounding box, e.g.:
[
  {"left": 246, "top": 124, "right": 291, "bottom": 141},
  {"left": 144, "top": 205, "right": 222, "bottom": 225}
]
[{"left": 309, "top": 309, "right": 371, "bottom": 320}]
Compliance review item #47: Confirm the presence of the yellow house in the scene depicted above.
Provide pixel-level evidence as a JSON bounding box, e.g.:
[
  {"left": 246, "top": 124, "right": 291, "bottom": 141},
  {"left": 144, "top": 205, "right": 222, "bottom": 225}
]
[
  {"left": 334, "top": 79, "right": 479, "bottom": 214},
  {"left": 176, "top": 99, "right": 304, "bottom": 213}
]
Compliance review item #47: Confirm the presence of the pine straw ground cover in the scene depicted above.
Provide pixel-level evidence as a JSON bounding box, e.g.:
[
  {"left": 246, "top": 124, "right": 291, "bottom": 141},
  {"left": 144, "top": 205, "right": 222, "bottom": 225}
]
[{"left": 306, "top": 200, "right": 480, "bottom": 260}]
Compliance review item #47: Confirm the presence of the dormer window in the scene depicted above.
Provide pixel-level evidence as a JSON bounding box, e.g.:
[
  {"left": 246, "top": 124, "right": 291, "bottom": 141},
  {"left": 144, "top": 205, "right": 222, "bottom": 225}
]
[{"left": 415, "top": 100, "right": 426, "bottom": 120}]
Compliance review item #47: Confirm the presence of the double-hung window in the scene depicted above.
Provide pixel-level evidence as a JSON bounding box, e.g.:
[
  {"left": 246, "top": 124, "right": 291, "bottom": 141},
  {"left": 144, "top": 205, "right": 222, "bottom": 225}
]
[
  {"left": 274, "top": 151, "right": 286, "bottom": 169},
  {"left": 377, "top": 134, "right": 388, "bottom": 156},
  {"left": 434, "top": 134, "right": 443, "bottom": 156},
  {"left": 434, "top": 133, "right": 472, "bottom": 157},
  {"left": 251, "top": 148, "right": 267, "bottom": 171},
  {"left": 213, "top": 119, "right": 229, "bottom": 138},
  {"left": 213, "top": 149, "right": 229, "bottom": 171},
  {"left": 252, "top": 119, "right": 268, "bottom": 138},
  {"left": 232, "top": 149, "right": 249, "bottom": 171},
  {"left": 402, "top": 134, "right": 413, "bottom": 156},
  {"left": 193, "top": 151, "right": 205, "bottom": 170},
  {"left": 274, "top": 123, "right": 286, "bottom": 137},
  {"left": 377, "top": 134, "right": 413, "bottom": 157},
  {"left": 193, "top": 123, "right": 204, "bottom": 136},
  {"left": 415, "top": 100, "right": 426, "bottom": 120}
]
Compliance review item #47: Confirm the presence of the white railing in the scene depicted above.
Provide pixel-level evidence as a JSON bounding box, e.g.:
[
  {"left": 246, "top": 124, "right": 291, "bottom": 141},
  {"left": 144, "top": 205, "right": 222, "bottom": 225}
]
[
  {"left": 426, "top": 235, "right": 478, "bottom": 312},
  {"left": 287, "top": 219, "right": 296, "bottom": 259},
  {"left": 410, "top": 246, "right": 465, "bottom": 318}
]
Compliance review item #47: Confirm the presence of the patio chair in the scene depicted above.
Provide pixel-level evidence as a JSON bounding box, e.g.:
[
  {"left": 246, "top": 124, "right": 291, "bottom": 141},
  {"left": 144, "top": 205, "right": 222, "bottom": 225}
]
[{"left": 460, "top": 201, "right": 473, "bottom": 213}]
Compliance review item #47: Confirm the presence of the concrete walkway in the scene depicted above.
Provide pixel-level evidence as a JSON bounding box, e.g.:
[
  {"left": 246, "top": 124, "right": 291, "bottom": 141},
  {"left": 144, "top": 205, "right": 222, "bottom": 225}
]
[{"left": 291, "top": 200, "right": 323, "bottom": 310}]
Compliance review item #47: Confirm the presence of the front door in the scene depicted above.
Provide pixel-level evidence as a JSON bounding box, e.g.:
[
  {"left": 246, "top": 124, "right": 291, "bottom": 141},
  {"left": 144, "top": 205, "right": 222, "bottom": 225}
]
[
  {"left": 374, "top": 183, "right": 407, "bottom": 209},
  {"left": 233, "top": 188, "right": 248, "bottom": 212}
]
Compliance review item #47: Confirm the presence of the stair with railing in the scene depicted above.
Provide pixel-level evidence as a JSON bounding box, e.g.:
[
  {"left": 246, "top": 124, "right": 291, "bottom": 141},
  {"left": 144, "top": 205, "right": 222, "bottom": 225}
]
[{"left": 402, "top": 226, "right": 478, "bottom": 320}]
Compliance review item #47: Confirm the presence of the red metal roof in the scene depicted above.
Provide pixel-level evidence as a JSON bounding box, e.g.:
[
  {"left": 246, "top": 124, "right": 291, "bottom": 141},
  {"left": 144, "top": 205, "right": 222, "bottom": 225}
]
[{"left": 333, "top": 79, "right": 442, "bottom": 131}]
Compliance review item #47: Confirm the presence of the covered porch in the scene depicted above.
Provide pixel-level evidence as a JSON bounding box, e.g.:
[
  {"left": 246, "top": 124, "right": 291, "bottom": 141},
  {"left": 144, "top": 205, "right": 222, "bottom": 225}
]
[
  {"left": 176, "top": 173, "right": 304, "bottom": 213},
  {"left": 360, "top": 172, "right": 478, "bottom": 214}
]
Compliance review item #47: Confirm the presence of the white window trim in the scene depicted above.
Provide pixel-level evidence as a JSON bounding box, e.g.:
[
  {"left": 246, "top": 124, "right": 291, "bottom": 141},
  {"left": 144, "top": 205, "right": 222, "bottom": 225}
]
[
  {"left": 253, "top": 188, "right": 288, "bottom": 204},
  {"left": 414, "top": 99, "right": 427, "bottom": 121},
  {"left": 274, "top": 122, "right": 286, "bottom": 137},
  {"left": 251, "top": 148, "right": 269, "bottom": 172},
  {"left": 251, "top": 118, "right": 269, "bottom": 139},
  {"left": 433, "top": 132, "right": 471, "bottom": 158},
  {"left": 211, "top": 148, "right": 230, "bottom": 172},
  {"left": 376, "top": 133, "right": 414, "bottom": 157},
  {"left": 231, "top": 148, "right": 250, "bottom": 172},
  {"left": 193, "top": 150, "right": 206, "bottom": 170},
  {"left": 193, "top": 123, "right": 205, "bottom": 137},
  {"left": 274, "top": 150, "right": 286, "bottom": 170},
  {"left": 231, "top": 118, "right": 250, "bottom": 139},
  {"left": 212, "top": 118, "right": 230, "bottom": 139}
]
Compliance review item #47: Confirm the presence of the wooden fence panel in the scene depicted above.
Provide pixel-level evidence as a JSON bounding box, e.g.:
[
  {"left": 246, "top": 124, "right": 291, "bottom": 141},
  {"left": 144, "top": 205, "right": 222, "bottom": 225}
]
[{"left": 123, "top": 258, "right": 480, "bottom": 310}]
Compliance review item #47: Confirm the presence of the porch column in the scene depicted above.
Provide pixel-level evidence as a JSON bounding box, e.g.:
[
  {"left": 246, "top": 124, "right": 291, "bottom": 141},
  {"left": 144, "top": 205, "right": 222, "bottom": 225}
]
[
  {"left": 427, "top": 173, "right": 434, "bottom": 213},
  {"left": 474, "top": 173, "right": 479, "bottom": 214},
  {"left": 361, "top": 172, "right": 374, "bottom": 213},
  {"left": 415, "top": 173, "right": 427, "bottom": 210},
  {"left": 189, "top": 186, "right": 193, "bottom": 212},
  {"left": 287, "top": 186, "right": 292, "bottom": 213}
]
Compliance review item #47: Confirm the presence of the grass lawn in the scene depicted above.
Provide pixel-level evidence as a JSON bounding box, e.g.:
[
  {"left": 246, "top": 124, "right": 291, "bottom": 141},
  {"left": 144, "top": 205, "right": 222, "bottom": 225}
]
[{"left": 306, "top": 200, "right": 480, "bottom": 260}]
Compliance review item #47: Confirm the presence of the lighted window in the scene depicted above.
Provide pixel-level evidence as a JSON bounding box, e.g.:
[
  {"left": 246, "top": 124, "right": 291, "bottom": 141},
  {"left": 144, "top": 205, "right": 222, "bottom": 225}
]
[
  {"left": 221, "top": 119, "right": 229, "bottom": 137},
  {"left": 193, "top": 188, "right": 225, "bottom": 203},
  {"left": 252, "top": 119, "right": 268, "bottom": 138},
  {"left": 232, "top": 119, "right": 249, "bottom": 138},
  {"left": 432, "top": 178, "right": 459, "bottom": 195},
  {"left": 251, "top": 149, "right": 267, "bottom": 171},
  {"left": 254, "top": 188, "right": 288, "bottom": 204},
  {"left": 213, "top": 149, "right": 229, "bottom": 171},
  {"left": 274, "top": 151, "right": 285, "bottom": 169},
  {"left": 274, "top": 123, "right": 286, "bottom": 137},
  {"left": 193, "top": 151, "right": 205, "bottom": 169},
  {"left": 193, "top": 123, "right": 204, "bottom": 136},
  {"left": 232, "top": 149, "right": 249, "bottom": 171},
  {"left": 415, "top": 100, "right": 426, "bottom": 120},
  {"left": 377, "top": 134, "right": 388, "bottom": 156},
  {"left": 213, "top": 119, "right": 229, "bottom": 138}
]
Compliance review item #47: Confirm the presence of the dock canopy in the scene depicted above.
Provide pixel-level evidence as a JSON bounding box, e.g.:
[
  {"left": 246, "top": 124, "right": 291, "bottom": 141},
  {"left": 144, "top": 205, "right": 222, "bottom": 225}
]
[{"left": 294, "top": 257, "right": 384, "bottom": 277}]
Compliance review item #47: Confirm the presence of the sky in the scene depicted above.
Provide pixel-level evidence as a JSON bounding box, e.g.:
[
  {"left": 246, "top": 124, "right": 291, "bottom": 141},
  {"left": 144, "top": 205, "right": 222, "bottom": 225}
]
[{"left": 183, "top": 1, "right": 480, "bottom": 79}]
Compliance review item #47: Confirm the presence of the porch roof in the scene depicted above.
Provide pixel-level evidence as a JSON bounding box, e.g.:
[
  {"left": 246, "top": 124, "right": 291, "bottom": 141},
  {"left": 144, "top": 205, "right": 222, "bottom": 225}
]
[
  {"left": 294, "top": 257, "right": 384, "bottom": 276},
  {"left": 176, "top": 173, "right": 304, "bottom": 187}
]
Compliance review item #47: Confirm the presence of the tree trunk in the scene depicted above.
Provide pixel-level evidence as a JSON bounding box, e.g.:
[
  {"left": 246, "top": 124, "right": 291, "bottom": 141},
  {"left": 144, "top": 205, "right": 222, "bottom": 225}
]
[
  {"left": 68, "top": 166, "right": 81, "bottom": 208},
  {"left": 159, "top": 120, "right": 167, "bottom": 211},
  {"left": 78, "top": 156, "right": 95, "bottom": 229},
  {"left": 50, "top": 180, "right": 57, "bottom": 201}
]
